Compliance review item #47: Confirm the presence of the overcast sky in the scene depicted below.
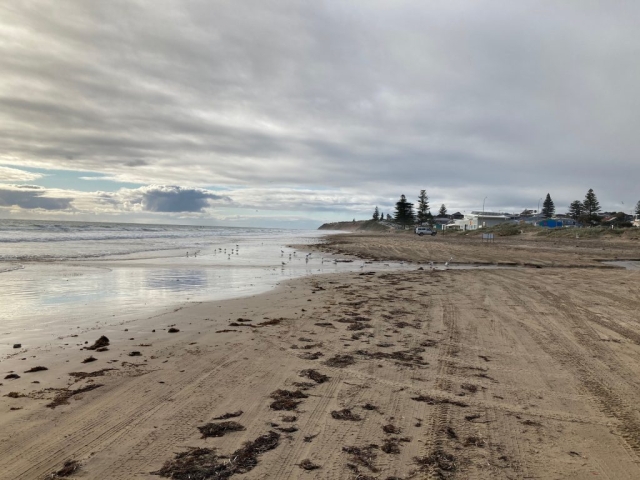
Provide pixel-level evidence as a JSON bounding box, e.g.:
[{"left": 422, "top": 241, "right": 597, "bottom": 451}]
[{"left": 1, "top": 1, "right": 639, "bottom": 228}]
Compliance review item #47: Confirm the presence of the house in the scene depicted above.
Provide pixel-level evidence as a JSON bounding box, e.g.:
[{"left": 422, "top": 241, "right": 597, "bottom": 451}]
[
  {"left": 433, "top": 217, "right": 453, "bottom": 230},
  {"left": 444, "top": 211, "right": 515, "bottom": 231}
]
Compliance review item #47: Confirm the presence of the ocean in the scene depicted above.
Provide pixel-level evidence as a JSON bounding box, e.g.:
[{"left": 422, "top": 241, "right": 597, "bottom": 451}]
[
  {"left": 0, "top": 219, "right": 291, "bottom": 261},
  {"left": 0, "top": 219, "right": 364, "bottom": 352}
]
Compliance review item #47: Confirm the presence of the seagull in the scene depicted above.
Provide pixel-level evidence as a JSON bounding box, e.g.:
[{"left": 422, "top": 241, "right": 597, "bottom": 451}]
[{"left": 444, "top": 256, "right": 453, "bottom": 267}]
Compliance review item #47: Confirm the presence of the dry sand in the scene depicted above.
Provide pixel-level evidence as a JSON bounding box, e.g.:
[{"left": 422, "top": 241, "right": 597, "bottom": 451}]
[
  {"left": 1, "top": 233, "right": 640, "bottom": 479},
  {"left": 311, "top": 230, "right": 640, "bottom": 267}
]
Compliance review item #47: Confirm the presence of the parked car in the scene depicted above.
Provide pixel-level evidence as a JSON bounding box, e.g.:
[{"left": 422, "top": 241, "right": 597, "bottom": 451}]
[{"left": 415, "top": 226, "right": 437, "bottom": 236}]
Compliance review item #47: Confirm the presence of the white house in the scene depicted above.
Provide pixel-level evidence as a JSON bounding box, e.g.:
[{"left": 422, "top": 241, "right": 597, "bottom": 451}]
[{"left": 444, "top": 211, "right": 515, "bottom": 231}]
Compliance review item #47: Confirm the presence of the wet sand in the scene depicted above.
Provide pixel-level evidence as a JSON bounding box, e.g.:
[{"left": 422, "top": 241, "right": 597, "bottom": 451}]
[{"left": 1, "top": 233, "right": 640, "bottom": 479}]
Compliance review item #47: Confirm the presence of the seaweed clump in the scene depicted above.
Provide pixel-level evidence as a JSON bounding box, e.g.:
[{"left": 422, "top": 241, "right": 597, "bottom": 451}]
[
  {"left": 300, "top": 369, "right": 330, "bottom": 384},
  {"left": 213, "top": 410, "right": 243, "bottom": 420},
  {"left": 153, "top": 431, "right": 280, "bottom": 479},
  {"left": 331, "top": 409, "right": 361, "bottom": 421},
  {"left": 411, "top": 395, "right": 468, "bottom": 408},
  {"left": 414, "top": 450, "right": 457, "bottom": 478},
  {"left": 198, "top": 421, "right": 245, "bottom": 438},
  {"left": 85, "top": 336, "right": 109, "bottom": 350},
  {"left": 25, "top": 366, "right": 48, "bottom": 373},
  {"left": 68, "top": 369, "right": 115, "bottom": 380},
  {"left": 298, "top": 459, "right": 320, "bottom": 470},
  {"left": 269, "top": 389, "right": 308, "bottom": 411},
  {"left": 47, "top": 459, "right": 80, "bottom": 478},
  {"left": 342, "top": 444, "right": 379, "bottom": 472},
  {"left": 323, "top": 354, "right": 356, "bottom": 368},
  {"left": 46, "top": 384, "right": 104, "bottom": 409},
  {"left": 382, "top": 424, "right": 401, "bottom": 434}
]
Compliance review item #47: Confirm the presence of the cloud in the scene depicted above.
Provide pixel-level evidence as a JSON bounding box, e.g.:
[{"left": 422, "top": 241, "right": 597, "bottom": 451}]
[
  {"left": 0, "top": 184, "right": 71, "bottom": 210},
  {"left": 1, "top": 1, "right": 639, "bottom": 219},
  {"left": 138, "top": 185, "right": 230, "bottom": 212},
  {"left": 0, "top": 166, "right": 44, "bottom": 182}
]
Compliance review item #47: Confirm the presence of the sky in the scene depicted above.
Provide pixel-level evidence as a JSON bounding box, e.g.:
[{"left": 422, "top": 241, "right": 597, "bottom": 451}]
[{"left": 1, "top": 1, "right": 639, "bottom": 228}]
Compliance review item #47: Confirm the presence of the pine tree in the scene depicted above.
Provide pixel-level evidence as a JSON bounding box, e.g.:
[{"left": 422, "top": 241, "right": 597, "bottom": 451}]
[
  {"left": 541, "top": 194, "right": 555, "bottom": 218},
  {"left": 438, "top": 204, "right": 447, "bottom": 217},
  {"left": 372, "top": 206, "right": 379, "bottom": 221},
  {"left": 568, "top": 200, "right": 583, "bottom": 221},
  {"left": 416, "top": 190, "right": 430, "bottom": 224},
  {"left": 394, "top": 194, "right": 415, "bottom": 228},
  {"left": 635, "top": 201, "right": 640, "bottom": 215},
  {"left": 379, "top": 211, "right": 384, "bottom": 221},
  {"left": 583, "top": 189, "right": 601, "bottom": 221}
]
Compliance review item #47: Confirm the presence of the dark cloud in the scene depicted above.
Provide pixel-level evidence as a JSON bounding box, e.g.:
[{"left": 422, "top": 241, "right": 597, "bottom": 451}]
[
  {"left": 0, "top": 186, "right": 72, "bottom": 210},
  {"left": 1, "top": 1, "right": 639, "bottom": 217},
  {"left": 140, "top": 186, "right": 229, "bottom": 213}
]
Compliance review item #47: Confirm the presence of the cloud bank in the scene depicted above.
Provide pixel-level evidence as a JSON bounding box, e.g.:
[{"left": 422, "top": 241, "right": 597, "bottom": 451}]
[
  {"left": 1, "top": 1, "right": 639, "bottom": 221},
  {"left": 0, "top": 185, "right": 71, "bottom": 210}
]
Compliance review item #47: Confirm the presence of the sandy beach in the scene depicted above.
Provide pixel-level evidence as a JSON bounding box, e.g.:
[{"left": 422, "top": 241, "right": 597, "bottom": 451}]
[{"left": 2, "top": 232, "right": 640, "bottom": 479}]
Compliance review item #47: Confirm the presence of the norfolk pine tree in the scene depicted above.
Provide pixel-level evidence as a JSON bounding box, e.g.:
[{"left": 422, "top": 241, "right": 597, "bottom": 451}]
[
  {"left": 635, "top": 200, "right": 640, "bottom": 215},
  {"left": 542, "top": 194, "right": 555, "bottom": 218},
  {"left": 394, "top": 194, "right": 415, "bottom": 228},
  {"left": 438, "top": 204, "right": 447, "bottom": 217},
  {"left": 372, "top": 206, "right": 380, "bottom": 221},
  {"left": 583, "top": 189, "right": 601, "bottom": 222},
  {"left": 416, "top": 190, "right": 431, "bottom": 225},
  {"left": 569, "top": 200, "right": 583, "bottom": 221}
]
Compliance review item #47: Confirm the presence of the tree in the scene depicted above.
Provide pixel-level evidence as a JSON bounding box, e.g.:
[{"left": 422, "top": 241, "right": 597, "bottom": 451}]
[
  {"left": 541, "top": 193, "right": 555, "bottom": 218},
  {"left": 438, "top": 204, "right": 447, "bottom": 217},
  {"left": 583, "top": 189, "right": 601, "bottom": 221},
  {"left": 416, "top": 190, "right": 431, "bottom": 225},
  {"left": 394, "top": 194, "right": 415, "bottom": 228},
  {"left": 568, "top": 200, "right": 583, "bottom": 221},
  {"left": 379, "top": 211, "right": 384, "bottom": 221},
  {"left": 372, "top": 206, "right": 380, "bottom": 221},
  {"left": 635, "top": 201, "right": 640, "bottom": 215}
]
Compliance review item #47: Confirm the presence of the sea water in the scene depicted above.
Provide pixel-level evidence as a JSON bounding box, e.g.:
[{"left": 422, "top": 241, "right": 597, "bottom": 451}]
[{"left": 0, "top": 219, "right": 388, "bottom": 352}]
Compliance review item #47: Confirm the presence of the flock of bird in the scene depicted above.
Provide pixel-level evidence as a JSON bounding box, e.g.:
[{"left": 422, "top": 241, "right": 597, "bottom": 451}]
[{"left": 187, "top": 244, "right": 454, "bottom": 271}]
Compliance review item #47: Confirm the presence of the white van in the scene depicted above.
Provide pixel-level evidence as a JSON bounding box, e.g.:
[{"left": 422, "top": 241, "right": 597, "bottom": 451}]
[{"left": 415, "top": 226, "right": 437, "bottom": 236}]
